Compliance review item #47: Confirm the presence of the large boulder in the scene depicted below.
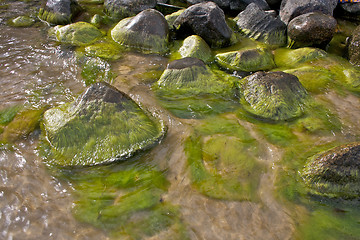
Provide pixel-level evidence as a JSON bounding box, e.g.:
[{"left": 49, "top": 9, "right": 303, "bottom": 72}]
[
  {"left": 42, "top": 82, "right": 165, "bottom": 166},
  {"left": 215, "top": 47, "right": 275, "bottom": 72},
  {"left": 178, "top": 35, "right": 212, "bottom": 62},
  {"left": 111, "top": 9, "right": 169, "bottom": 54},
  {"left": 173, "top": 2, "right": 233, "bottom": 48},
  {"left": 235, "top": 3, "right": 287, "bottom": 46},
  {"left": 186, "top": 0, "right": 270, "bottom": 11},
  {"left": 38, "top": 0, "right": 81, "bottom": 25},
  {"left": 56, "top": 22, "right": 103, "bottom": 46},
  {"left": 238, "top": 71, "right": 308, "bottom": 121},
  {"left": 302, "top": 142, "right": 360, "bottom": 199},
  {"left": 279, "top": 0, "right": 338, "bottom": 25},
  {"left": 104, "top": 0, "right": 157, "bottom": 20},
  {"left": 348, "top": 25, "right": 360, "bottom": 67},
  {"left": 288, "top": 12, "right": 337, "bottom": 48}
]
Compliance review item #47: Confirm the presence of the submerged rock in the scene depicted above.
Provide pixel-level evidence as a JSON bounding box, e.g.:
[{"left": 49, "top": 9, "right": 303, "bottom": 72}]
[
  {"left": 288, "top": 12, "right": 337, "bottom": 48},
  {"left": 279, "top": 0, "right": 338, "bottom": 25},
  {"left": 235, "top": 3, "right": 287, "bottom": 46},
  {"left": 8, "top": 16, "right": 35, "bottom": 27},
  {"left": 274, "top": 47, "right": 327, "bottom": 68},
  {"left": 178, "top": 35, "right": 212, "bottom": 62},
  {"left": 42, "top": 82, "right": 165, "bottom": 166},
  {"left": 173, "top": 2, "right": 233, "bottom": 48},
  {"left": 239, "top": 71, "right": 308, "bottom": 121},
  {"left": 111, "top": 9, "right": 169, "bottom": 54},
  {"left": 38, "top": 0, "right": 81, "bottom": 25},
  {"left": 56, "top": 22, "right": 103, "bottom": 46},
  {"left": 104, "top": 0, "right": 157, "bottom": 20},
  {"left": 154, "top": 57, "right": 235, "bottom": 118},
  {"left": 302, "top": 143, "right": 360, "bottom": 199},
  {"left": 215, "top": 47, "right": 275, "bottom": 72}
]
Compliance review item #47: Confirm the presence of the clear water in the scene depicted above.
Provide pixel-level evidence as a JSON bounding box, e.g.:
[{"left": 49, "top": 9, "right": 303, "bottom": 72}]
[{"left": 1, "top": 1, "right": 360, "bottom": 240}]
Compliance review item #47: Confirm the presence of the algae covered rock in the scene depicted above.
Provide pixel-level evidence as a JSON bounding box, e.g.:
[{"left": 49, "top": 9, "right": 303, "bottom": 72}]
[
  {"left": 173, "top": 2, "right": 233, "bottom": 48},
  {"left": 154, "top": 58, "right": 236, "bottom": 118},
  {"left": 38, "top": 0, "right": 81, "bottom": 25},
  {"left": 185, "top": 117, "right": 265, "bottom": 201},
  {"left": 8, "top": 16, "right": 35, "bottom": 27},
  {"left": 348, "top": 25, "right": 360, "bottom": 67},
  {"left": 84, "top": 41, "right": 123, "bottom": 60},
  {"left": 42, "top": 82, "right": 165, "bottom": 166},
  {"left": 104, "top": 0, "right": 157, "bottom": 20},
  {"left": 274, "top": 47, "right": 327, "bottom": 68},
  {"left": 56, "top": 22, "right": 103, "bottom": 46},
  {"left": 239, "top": 71, "right": 308, "bottom": 121},
  {"left": 235, "top": 3, "right": 287, "bottom": 46},
  {"left": 302, "top": 142, "right": 360, "bottom": 199},
  {"left": 186, "top": 0, "right": 270, "bottom": 11},
  {"left": 178, "top": 35, "right": 212, "bottom": 62},
  {"left": 287, "top": 12, "right": 337, "bottom": 48},
  {"left": 111, "top": 9, "right": 169, "bottom": 54},
  {"left": 215, "top": 48, "right": 275, "bottom": 72}
]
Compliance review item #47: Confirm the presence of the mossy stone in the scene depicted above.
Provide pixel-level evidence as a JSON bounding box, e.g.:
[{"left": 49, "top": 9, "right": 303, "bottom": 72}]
[
  {"left": 38, "top": 0, "right": 81, "bottom": 25},
  {"left": 185, "top": 117, "right": 265, "bottom": 201},
  {"left": 165, "top": 9, "right": 185, "bottom": 29},
  {"left": 111, "top": 9, "right": 169, "bottom": 54},
  {"left": 81, "top": 57, "right": 114, "bottom": 86},
  {"left": 274, "top": 47, "right": 327, "bottom": 68},
  {"left": 0, "top": 105, "right": 22, "bottom": 126},
  {"left": 2, "top": 108, "right": 43, "bottom": 143},
  {"left": 178, "top": 35, "right": 212, "bottom": 63},
  {"left": 215, "top": 48, "right": 275, "bottom": 72},
  {"left": 239, "top": 71, "right": 308, "bottom": 121},
  {"left": 8, "top": 16, "right": 35, "bottom": 27},
  {"left": 302, "top": 143, "right": 360, "bottom": 199},
  {"left": 56, "top": 22, "right": 103, "bottom": 46},
  {"left": 153, "top": 58, "right": 236, "bottom": 118},
  {"left": 42, "top": 82, "right": 165, "bottom": 166},
  {"left": 84, "top": 41, "right": 123, "bottom": 60}
]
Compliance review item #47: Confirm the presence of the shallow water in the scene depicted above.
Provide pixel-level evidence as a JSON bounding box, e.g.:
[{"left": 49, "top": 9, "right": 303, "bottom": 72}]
[{"left": 1, "top": 1, "right": 360, "bottom": 240}]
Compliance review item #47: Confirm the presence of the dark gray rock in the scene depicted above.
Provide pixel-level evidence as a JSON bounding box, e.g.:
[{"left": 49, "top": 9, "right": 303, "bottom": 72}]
[
  {"left": 302, "top": 142, "right": 360, "bottom": 199},
  {"left": 335, "top": 3, "right": 360, "bottom": 22},
  {"left": 104, "top": 0, "right": 157, "bottom": 20},
  {"left": 235, "top": 3, "right": 287, "bottom": 46},
  {"left": 173, "top": 2, "right": 233, "bottom": 48},
  {"left": 348, "top": 25, "right": 360, "bottom": 67},
  {"left": 280, "top": 0, "right": 338, "bottom": 25},
  {"left": 38, "top": 0, "right": 81, "bottom": 25},
  {"left": 288, "top": 12, "right": 337, "bottom": 47},
  {"left": 185, "top": 0, "right": 270, "bottom": 11}
]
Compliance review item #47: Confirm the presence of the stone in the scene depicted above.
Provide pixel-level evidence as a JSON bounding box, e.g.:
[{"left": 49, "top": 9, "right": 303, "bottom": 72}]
[
  {"left": 104, "top": 0, "right": 157, "bottom": 20},
  {"left": 238, "top": 71, "right": 308, "bottom": 121},
  {"left": 186, "top": 0, "right": 270, "bottom": 11},
  {"left": 179, "top": 35, "right": 212, "bottom": 62},
  {"left": 111, "top": 9, "right": 169, "bottom": 54},
  {"left": 38, "top": 0, "right": 81, "bottom": 25},
  {"left": 235, "top": 3, "right": 287, "bottom": 46},
  {"left": 8, "top": 16, "right": 35, "bottom": 27},
  {"left": 288, "top": 12, "right": 337, "bottom": 48},
  {"left": 274, "top": 47, "right": 327, "bottom": 68},
  {"left": 173, "top": 2, "right": 233, "bottom": 48},
  {"left": 42, "top": 82, "right": 165, "bottom": 166},
  {"left": 279, "top": 0, "right": 338, "bottom": 25},
  {"left": 56, "top": 22, "right": 103, "bottom": 46},
  {"left": 335, "top": 2, "right": 360, "bottom": 22},
  {"left": 215, "top": 48, "right": 275, "bottom": 72},
  {"left": 302, "top": 142, "right": 360, "bottom": 199},
  {"left": 348, "top": 25, "right": 360, "bottom": 67}
]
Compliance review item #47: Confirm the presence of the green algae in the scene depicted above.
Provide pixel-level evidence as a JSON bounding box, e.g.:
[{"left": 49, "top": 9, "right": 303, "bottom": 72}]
[
  {"left": 215, "top": 47, "right": 275, "bottom": 72},
  {"left": 56, "top": 22, "right": 103, "bottom": 46},
  {"left": 81, "top": 57, "right": 114, "bottom": 85},
  {"left": 8, "top": 16, "right": 35, "bottom": 27},
  {"left": 185, "top": 116, "right": 265, "bottom": 201},
  {"left": 0, "top": 105, "right": 22, "bottom": 126},
  {"left": 42, "top": 88, "right": 165, "bottom": 166},
  {"left": 274, "top": 47, "right": 327, "bottom": 68},
  {"left": 153, "top": 59, "right": 238, "bottom": 119},
  {"left": 178, "top": 35, "right": 212, "bottom": 63},
  {"left": 84, "top": 41, "right": 123, "bottom": 60}
]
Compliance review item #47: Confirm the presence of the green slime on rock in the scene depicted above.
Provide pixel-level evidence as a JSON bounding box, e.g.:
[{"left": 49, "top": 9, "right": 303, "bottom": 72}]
[{"left": 185, "top": 116, "right": 265, "bottom": 201}]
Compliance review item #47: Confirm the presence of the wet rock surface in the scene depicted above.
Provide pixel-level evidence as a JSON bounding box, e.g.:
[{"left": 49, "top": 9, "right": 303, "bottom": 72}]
[
  {"left": 235, "top": 3, "right": 287, "bottom": 46},
  {"left": 38, "top": 0, "right": 81, "bottom": 25},
  {"left": 239, "top": 71, "right": 308, "bottom": 121},
  {"left": 104, "top": 0, "right": 157, "bottom": 20},
  {"left": 173, "top": 2, "right": 233, "bottom": 48},
  {"left": 179, "top": 35, "right": 212, "bottom": 63},
  {"left": 111, "top": 9, "right": 169, "bottom": 54},
  {"left": 186, "top": 0, "right": 270, "bottom": 11},
  {"left": 348, "top": 25, "right": 360, "bottom": 67},
  {"left": 288, "top": 12, "right": 337, "bottom": 47},
  {"left": 302, "top": 142, "right": 360, "bottom": 199},
  {"left": 55, "top": 21, "right": 102, "bottom": 46}
]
